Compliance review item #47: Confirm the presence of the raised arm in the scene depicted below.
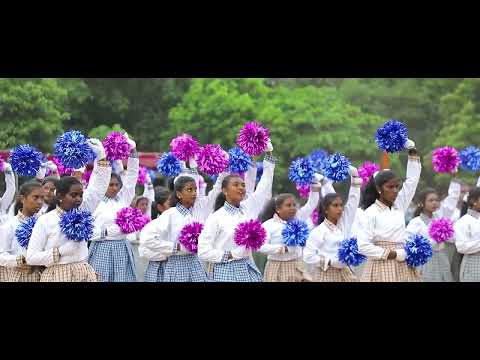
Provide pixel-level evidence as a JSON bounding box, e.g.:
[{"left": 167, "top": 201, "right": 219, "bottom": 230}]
[
  {"left": 0, "top": 164, "right": 16, "bottom": 215},
  {"left": 394, "top": 152, "right": 422, "bottom": 213}
]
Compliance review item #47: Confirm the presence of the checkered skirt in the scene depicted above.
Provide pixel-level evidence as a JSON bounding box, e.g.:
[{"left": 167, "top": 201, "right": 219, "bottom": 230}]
[
  {"left": 361, "top": 241, "right": 421, "bottom": 282},
  {"left": 208, "top": 258, "right": 263, "bottom": 282},
  {"left": 163, "top": 254, "right": 208, "bottom": 282},
  {"left": 460, "top": 253, "right": 480, "bottom": 282},
  {"left": 309, "top": 266, "right": 357, "bottom": 282},
  {"left": 40, "top": 262, "right": 98, "bottom": 282},
  {"left": 421, "top": 248, "right": 453, "bottom": 282},
  {"left": 263, "top": 260, "right": 308, "bottom": 282},
  {"left": 88, "top": 239, "right": 137, "bottom": 282},
  {"left": 144, "top": 261, "right": 167, "bottom": 282},
  {"left": 7, "top": 265, "right": 44, "bottom": 282},
  {"left": 0, "top": 266, "right": 10, "bottom": 282}
]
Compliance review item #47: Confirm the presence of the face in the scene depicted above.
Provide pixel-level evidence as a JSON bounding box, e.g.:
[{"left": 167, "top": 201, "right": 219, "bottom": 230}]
[
  {"left": 21, "top": 188, "right": 45, "bottom": 216},
  {"left": 136, "top": 198, "right": 149, "bottom": 215},
  {"left": 378, "top": 178, "right": 401, "bottom": 206},
  {"left": 223, "top": 176, "right": 246, "bottom": 206},
  {"left": 276, "top": 197, "right": 297, "bottom": 221},
  {"left": 106, "top": 176, "right": 122, "bottom": 198},
  {"left": 42, "top": 181, "right": 56, "bottom": 205},
  {"left": 156, "top": 197, "right": 172, "bottom": 215},
  {"left": 423, "top": 193, "right": 440, "bottom": 213},
  {"left": 176, "top": 181, "right": 197, "bottom": 208},
  {"left": 59, "top": 184, "right": 84, "bottom": 211},
  {"left": 325, "top": 196, "right": 344, "bottom": 223},
  {"left": 472, "top": 197, "right": 480, "bottom": 212}
]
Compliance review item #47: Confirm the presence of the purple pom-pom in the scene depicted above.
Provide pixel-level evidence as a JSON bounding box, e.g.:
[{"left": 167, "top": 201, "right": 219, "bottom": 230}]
[
  {"left": 137, "top": 166, "right": 148, "bottom": 185},
  {"left": 82, "top": 170, "right": 92, "bottom": 188},
  {"left": 459, "top": 146, "right": 480, "bottom": 172},
  {"left": 375, "top": 120, "right": 409, "bottom": 153},
  {"left": 311, "top": 208, "right": 319, "bottom": 225},
  {"left": 288, "top": 157, "right": 316, "bottom": 186},
  {"left": 428, "top": 218, "right": 455, "bottom": 244},
  {"left": 358, "top": 161, "right": 380, "bottom": 188},
  {"left": 197, "top": 144, "right": 229, "bottom": 176},
  {"left": 115, "top": 207, "right": 150, "bottom": 234},
  {"left": 0, "top": 157, "right": 5, "bottom": 172},
  {"left": 237, "top": 121, "right": 270, "bottom": 157},
  {"left": 10, "top": 145, "right": 44, "bottom": 177},
  {"left": 296, "top": 184, "right": 310, "bottom": 199},
  {"left": 178, "top": 222, "right": 204, "bottom": 254},
  {"left": 54, "top": 130, "right": 96, "bottom": 170},
  {"left": 234, "top": 219, "right": 267, "bottom": 251},
  {"left": 170, "top": 134, "right": 201, "bottom": 162},
  {"left": 51, "top": 156, "right": 75, "bottom": 176},
  {"left": 103, "top": 132, "right": 132, "bottom": 161},
  {"left": 432, "top": 147, "right": 460, "bottom": 174},
  {"left": 321, "top": 153, "right": 351, "bottom": 182}
]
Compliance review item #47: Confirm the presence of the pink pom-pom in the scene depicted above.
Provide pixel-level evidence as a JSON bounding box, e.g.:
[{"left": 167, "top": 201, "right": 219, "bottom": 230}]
[
  {"left": 197, "top": 144, "right": 229, "bottom": 176},
  {"left": 236, "top": 121, "right": 270, "bottom": 157},
  {"left": 311, "top": 208, "right": 319, "bottom": 225},
  {"left": 358, "top": 161, "right": 380, "bottom": 188},
  {"left": 137, "top": 166, "right": 147, "bottom": 185},
  {"left": 115, "top": 207, "right": 150, "bottom": 234},
  {"left": 233, "top": 219, "right": 267, "bottom": 251},
  {"left": 170, "top": 134, "right": 201, "bottom": 162},
  {"left": 51, "top": 156, "right": 75, "bottom": 176},
  {"left": 0, "top": 157, "right": 5, "bottom": 172},
  {"left": 428, "top": 218, "right": 455, "bottom": 244},
  {"left": 296, "top": 184, "right": 310, "bottom": 199},
  {"left": 432, "top": 147, "right": 460, "bottom": 174},
  {"left": 82, "top": 170, "right": 92, "bottom": 188},
  {"left": 103, "top": 132, "right": 132, "bottom": 161},
  {"left": 178, "top": 222, "right": 204, "bottom": 254}
]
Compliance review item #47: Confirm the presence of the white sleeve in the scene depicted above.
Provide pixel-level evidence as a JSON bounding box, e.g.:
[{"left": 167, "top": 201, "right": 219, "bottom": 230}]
[
  {"left": 195, "top": 172, "right": 228, "bottom": 221},
  {"left": 244, "top": 165, "right": 257, "bottom": 197},
  {"left": 296, "top": 189, "right": 320, "bottom": 222},
  {"left": 406, "top": 217, "right": 423, "bottom": 237},
  {"left": 437, "top": 180, "right": 461, "bottom": 219},
  {"left": 139, "top": 214, "right": 175, "bottom": 260},
  {"left": 25, "top": 219, "right": 56, "bottom": 267},
  {"left": 0, "top": 171, "right": 16, "bottom": 215},
  {"left": 258, "top": 223, "right": 284, "bottom": 255},
  {"left": 477, "top": 175, "right": 480, "bottom": 188},
  {"left": 454, "top": 219, "right": 480, "bottom": 255},
  {"left": 303, "top": 227, "right": 327, "bottom": 268},
  {"left": 321, "top": 180, "right": 336, "bottom": 198},
  {"left": 143, "top": 184, "right": 155, "bottom": 219},
  {"left": 243, "top": 156, "right": 275, "bottom": 219},
  {"left": 80, "top": 160, "right": 112, "bottom": 213},
  {"left": 338, "top": 180, "right": 361, "bottom": 236},
  {"left": 394, "top": 157, "right": 422, "bottom": 213},
  {"left": 357, "top": 213, "right": 390, "bottom": 260},
  {"left": 198, "top": 214, "right": 226, "bottom": 264},
  {"left": 118, "top": 156, "right": 140, "bottom": 206},
  {"left": 0, "top": 223, "right": 18, "bottom": 267}
]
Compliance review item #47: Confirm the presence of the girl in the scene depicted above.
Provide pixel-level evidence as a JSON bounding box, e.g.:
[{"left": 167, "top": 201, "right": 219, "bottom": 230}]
[
  {"left": 0, "top": 181, "right": 45, "bottom": 282},
  {"left": 406, "top": 176, "right": 461, "bottom": 282},
  {"left": 258, "top": 175, "right": 323, "bottom": 282},
  {"left": 152, "top": 186, "right": 172, "bottom": 219},
  {"left": 357, "top": 140, "right": 422, "bottom": 282},
  {"left": 88, "top": 134, "right": 139, "bottom": 282},
  {"left": 40, "top": 177, "right": 59, "bottom": 216},
  {"left": 453, "top": 187, "right": 480, "bottom": 282},
  {"left": 303, "top": 167, "right": 363, "bottom": 282},
  {"left": 198, "top": 141, "right": 275, "bottom": 282},
  {"left": 26, "top": 139, "right": 111, "bottom": 282}
]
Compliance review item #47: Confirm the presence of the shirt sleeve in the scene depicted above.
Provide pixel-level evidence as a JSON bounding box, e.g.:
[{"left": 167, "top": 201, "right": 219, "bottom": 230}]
[
  {"left": 26, "top": 218, "right": 58, "bottom": 267},
  {"left": 244, "top": 165, "right": 258, "bottom": 197},
  {"left": 118, "top": 156, "right": 140, "bottom": 206},
  {"left": 197, "top": 214, "right": 225, "bottom": 263},
  {"left": 139, "top": 213, "right": 176, "bottom": 260},
  {"left": 303, "top": 227, "right": 327, "bottom": 269},
  {"left": 81, "top": 160, "right": 112, "bottom": 213},
  {"left": 437, "top": 180, "right": 461, "bottom": 219},
  {"left": 338, "top": 180, "right": 361, "bottom": 237},
  {"left": 258, "top": 222, "right": 284, "bottom": 255},
  {"left": 357, "top": 212, "right": 390, "bottom": 260},
  {"left": 394, "top": 156, "right": 422, "bottom": 213},
  {"left": 0, "top": 171, "right": 16, "bottom": 215},
  {"left": 0, "top": 222, "right": 18, "bottom": 267},
  {"left": 143, "top": 183, "right": 155, "bottom": 219},
  {"left": 195, "top": 172, "right": 228, "bottom": 221},
  {"left": 296, "top": 189, "right": 320, "bottom": 222},
  {"left": 454, "top": 218, "right": 480, "bottom": 254},
  {"left": 243, "top": 155, "right": 276, "bottom": 219}
]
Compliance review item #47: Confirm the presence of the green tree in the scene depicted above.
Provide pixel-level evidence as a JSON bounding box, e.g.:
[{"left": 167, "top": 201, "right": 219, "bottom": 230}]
[{"left": 88, "top": 123, "right": 127, "bottom": 140}]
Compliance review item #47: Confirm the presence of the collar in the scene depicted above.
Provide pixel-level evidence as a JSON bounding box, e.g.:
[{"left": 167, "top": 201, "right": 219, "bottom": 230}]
[
  {"left": 323, "top": 218, "right": 338, "bottom": 231},
  {"left": 419, "top": 213, "right": 433, "bottom": 225},
  {"left": 176, "top": 204, "right": 193, "bottom": 217},
  {"left": 375, "top": 200, "right": 392, "bottom": 212},
  {"left": 224, "top": 202, "right": 243, "bottom": 215},
  {"left": 273, "top": 214, "right": 287, "bottom": 224},
  {"left": 104, "top": 195, "right": 120, "bottom": 202},
  {"left": 17, "top": 212, "right": 28, "bottom": 222},
  {"left": 468, "top": 209, "right": 480, "bottom": 219}
]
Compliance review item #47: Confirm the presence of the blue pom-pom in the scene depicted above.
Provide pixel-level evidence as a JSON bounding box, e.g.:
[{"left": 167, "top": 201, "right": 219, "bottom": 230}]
[
  {"left": 338, "top": 237, "right": 367, "bottom": 267},
  {"left": 147, "top": 169, "right": 157, "bottom": 181},
  {"left": 309, "top": 149, "right": 329, "bottom": 172},
  {"left": 228, "top": 147, "right": 252, "bottom": 174},
  {"left": 15, "top": 217, "right": 37, "bottom": 249},
  {"left": 156, "top": 152, "right": 182, "bottom": 177},
  {"left": 54, "top": 130, "right": 96, "bottom": 169},
  {"left": 10, "top": 145, "right": 44, "bottom": 177},
  {"left": 459, "top": 146, "right": 480, "bottom": 172},
  {"left": 59, "top": 209, "right": 94, "bottom": 242},
  {"left": 321, "top": 152, "right": 351, "bottom": 182},
  {"left": 405, "top": 233, "right": 433, "bottom": 267},
  {"left": 288, "top": 157, "right": 316, "bottom": 186},
  {"left": 282, "top": 219, "right": 310, "bottom": 247},
  {"left": 375, "top": 120, "right": 408, "bottom": 153},
  {"left": 256, "top": 161, "right": 263, "bottom": 183}
]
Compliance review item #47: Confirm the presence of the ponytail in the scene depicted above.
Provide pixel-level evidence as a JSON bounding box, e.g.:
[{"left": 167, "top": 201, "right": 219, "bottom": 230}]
[{"left": 362, "top": 170, "right": 397, "bottom": 210}]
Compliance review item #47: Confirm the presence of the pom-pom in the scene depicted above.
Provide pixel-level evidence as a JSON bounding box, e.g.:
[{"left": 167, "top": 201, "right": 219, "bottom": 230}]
[
  {"left": 82, "top": 170, "right": 92, "bottom": 188},
  {"left": 237, "top": 121, "right": 270, "bottom": 156},
  {"left": 459, "top": 146, "right": 480, "bottom": 172},
  {"left": 321, "top": 152, "right": 351, "bottom": 182},
  {"left": 311, "top": 208, "right": 319, "bottom": 225},
  {"left": 308, "top": 149, "right": 329, "bottom": 172},
  {"left": 432, "top": 147, "right": 460, "bottom": 174},
  {"left": 405, "top": 233, "right": 433, "bottom": 267},
  {"left": 256, "top": 161, "right": 263, "bottom": 183},
  {"left": 59, "top": 209, "right": 94, "bottom": 242},
  {"left": 115, "top": 207, "right": 150, "bottom": 234},
  {"left": 178, "top": 222, "right": 204, "bottom": 254},
  {"left": 228, "top": 147, "right": 252, "bottom": 174},
  {"left": 147, "top": 169, "right": 157, "bottom": 182},
  {"left": 233, "top": 219, "right": 267, "bottom": 251},
  {"left": 51, "top": 156, "right": 75, "bottom": 176},
  {"left": 170, "top": 134, "right": 200, "bottom": 162},
  {"left": 288, "top": 157, "right": 316, "bottom": 186},
  {"left": 428, "top": 218, "right": 455, "bottom": 244},
  {"left": 103, "top": 131, "right": 131, "bottom": 161},
  {"left": 197, "top": 144, "right": 229, "bottom": 176},
  {"left": 0, "top": 158, "right": 5, "bottom": 172},
  {"left": 54, "top": 130, "right": 96, "bottom": 170},
  {"left": 375, "top": 120, "right": 408, "bottom": 153},
  {"left": 157, "top": 152, "right": 182, "bottom": 178},
  {"left": 358, "top": 161, "right": 380, "bottom": 187},
  {"left": 338, "top": 237, "right": 367, "bottom": 267},
  {"left": 282, "top": 219, "right": 309, "bottom": 247},
  {"left": 15, "top": 217, "right": 37, "bottom": 249},
  {"left": 296, "top": 184, "right": 310, "bottom": 199},
  {"left": 10, "top": 145, "right": 44, "bottom": 177},
  {"left": 137, "top": 166, "right": 148, "bottom": 185}
]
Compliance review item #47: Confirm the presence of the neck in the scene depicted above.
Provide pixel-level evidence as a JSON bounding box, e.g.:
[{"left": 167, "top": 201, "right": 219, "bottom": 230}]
[
  {"left": 326, "top": 217, "right": 338, "bottom": 225},
  {"left": 378, "top": 198, "right": 393, "bottom": 208},
  {"left": 179, "top": 203, "right": 192, "bottom": 209},
  {"left": 226, "top": 200, "right": 240, "bottom": 208},
  {"left": 422, "top": 210, "right": 433, "bottom": 218},
  {"left": 21, "top": 208, "right": 35, "bottom": 218}
]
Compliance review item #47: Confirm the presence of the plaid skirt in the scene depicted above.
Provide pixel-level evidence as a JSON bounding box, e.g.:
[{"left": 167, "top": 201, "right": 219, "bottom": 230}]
[
  {"left": 0, "top": 266, "right": 10, "bottom": 282},
  {"left": 131, "top": 243, "right": 149, "bottom": 282},
  {"left": 445, "top": 242, "right": 463, "bottom": 282},
  {"left": 144, "top": 261, "right": 167, "bottom": 282},
  {"left": 207, "top": 258, "right": 263, "bottom": 282},
  {"left": 40, "top": 262, "right": 98, "bottom": 282},
  {"left": 163, "top": 254, "right": 208, "bottom": 282},
  {"left": 7, "top": 265, "right": 44, "bottom": 282},
  {"left": 421, "top": 248, "right": 453, "bottom": 282},
  {"left": 460, "top": 253, "right": 480, "bottom": 282},
  {"left": 309, "top": 266, "right": 357, "bottom": 282},
  {"left": 88, "top": 240, "right": 136, "bottom": 282},
  {"left": 263, "top": 259, "right": 308, "bottom": 282},
  {"left": 361, "top": 241, "right": 421, "bottom": 282}
]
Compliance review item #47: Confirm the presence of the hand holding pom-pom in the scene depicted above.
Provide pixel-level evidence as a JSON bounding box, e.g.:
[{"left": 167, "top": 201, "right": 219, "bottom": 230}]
[
  {"left": 103, "top": 132, "right": 132, "bottom": 161},
  {"left": 55, "top": 131, "right": 97, "bottom": 169},
  {"left": 59, "top": 209, "right": 94, "bottom": 242},
  {"left": 375, "top": 120, "right": 409, "bottom": 153},
  {"left": 234, "top": 219, "right": 267, "bottom": 251},
  {"left": 86, "top": 138, "right": 106, "bottom": 160},
  {"left": 405, "top": 234, "right": 433, "bottom": 267},
  {"left": 178, "top": 222, "right": 204, "bottom": 254},
  {"left": 237, "top": 121, "right": 270, "bottom": 157},
  {"left": 115, "top": 207, "right": 150, "bottom": 234},
  {"left": 10, "top": 145, "right": 44, "bottom": 177}
]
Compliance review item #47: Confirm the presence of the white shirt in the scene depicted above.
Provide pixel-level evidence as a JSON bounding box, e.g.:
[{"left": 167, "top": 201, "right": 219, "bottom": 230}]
[
  {"left": 305, "top": 180, "right": 337, "bottom": 230},
  {"left": 303, "top": 183, "right": 361, "bottom": 270},
  {"left": 198, "top": 157, "right": 275, "bottom": 264},
  {"left": 26, "top": 161, "right": 112, "bottom": 267},
  {"left": 454, "top": 210, "right": 480, "bottom": 255},
  {"left": 351, "top": 207, "right": 366, "bottom": 239},
  {"left": 0, "top": 215, "right": 23, "bottom": 267},
  {"left": 357, "top": 157, "right": 422, "bottom": 259},
  {"left": 0, "top": 171, "right": 16, "bottom": 224}
]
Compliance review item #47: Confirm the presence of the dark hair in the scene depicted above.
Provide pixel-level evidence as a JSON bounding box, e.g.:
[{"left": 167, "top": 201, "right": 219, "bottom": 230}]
[
  {"left": 362, "top": 170, "right": 398, "bottom": 210},
  {"left": 317, "top": 193, "right": 342, "bottom": 225},
  {"left": 152, "top": 186, "right": 171, "bottom": 218},
  {"left": 110, "top": 173, "right": 123, "bottom": 188},
  {"left": 467, "top": 187, "right": 480, "bottom": 211},
  {"left": 134, "top": 196, "right": 148, "bottom": 207},
  {"left": 259, "top": 194, "right": 296, "bottom": 223},
  {"left": 42, "top": 176, "right": 59, "bottom": 187},
  {"left": 413, "top": 188, "right": 438, "bottom": 218},
  {"left": 214, "top": 174, "right": 244, "bottom": 211},
  {"left": 14, "top": 181, "right": 43, "bottom": 216},
  {"left": 47, "top": 176, "right": 82, "bottom": 212},
  {"left": 169, "top": 176, "right": 196, "bottom": 207}
]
